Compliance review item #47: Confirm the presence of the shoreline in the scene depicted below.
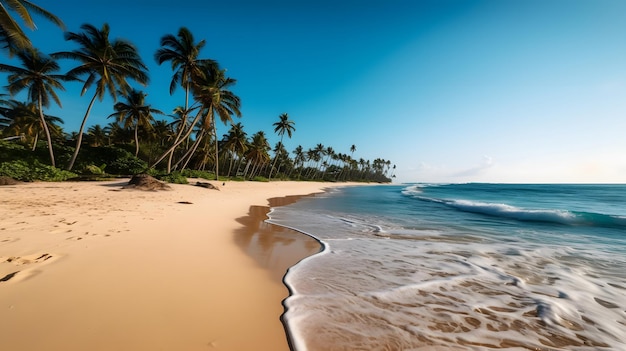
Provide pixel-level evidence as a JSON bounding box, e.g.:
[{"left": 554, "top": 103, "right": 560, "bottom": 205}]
[
  {"left": 0, "top": 179, "right": 353, "bottom": 351},
  {"left": 235, "top": 192, "right": 327, "bottom": 351}
]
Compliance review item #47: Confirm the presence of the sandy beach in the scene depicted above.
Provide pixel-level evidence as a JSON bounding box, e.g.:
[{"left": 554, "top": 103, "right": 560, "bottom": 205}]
[{"left": 0, "top": 179, "right": 339, "bottom": 351}]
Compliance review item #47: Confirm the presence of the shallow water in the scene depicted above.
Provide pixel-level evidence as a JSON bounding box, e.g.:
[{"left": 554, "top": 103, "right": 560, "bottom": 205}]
[{"left": 269, "top": 184, "right": 626, "bottom": 351}]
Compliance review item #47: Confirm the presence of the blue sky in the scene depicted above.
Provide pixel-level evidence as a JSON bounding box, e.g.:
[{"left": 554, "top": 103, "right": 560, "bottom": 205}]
[{"left": 4, "top": 0, "right": 626, "bottom": 183}]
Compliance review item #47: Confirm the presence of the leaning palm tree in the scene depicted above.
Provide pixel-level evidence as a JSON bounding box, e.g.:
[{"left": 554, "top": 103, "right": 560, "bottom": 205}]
[
  {"left": 0, "top": 0, "right": 64, "bottom": 54},
  {"left": 191, "top": 62, "right": 241, "bottom": 180},
  {"left": 107, "top": 89, "right": 163, "bottom": 156},
  {"left": 0, "top": 48, "right": 73, "bottom": 166},
  {"left": 154, "top": 27, "right": 215, "bottom": 172},
  {"left": 268, "top": 112, "right": 295, "bottom": 180},
  {"left": 52, "top": 23, "right": 149, "bottom": 170}
]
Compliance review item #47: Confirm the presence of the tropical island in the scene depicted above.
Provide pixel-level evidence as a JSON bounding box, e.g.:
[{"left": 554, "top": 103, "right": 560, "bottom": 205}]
[
  {"left": 0, "top": 3, "right": 393, "bottom": 184},
  {"left": 0, "top": 3, "right": 392, "bottom": 351}
]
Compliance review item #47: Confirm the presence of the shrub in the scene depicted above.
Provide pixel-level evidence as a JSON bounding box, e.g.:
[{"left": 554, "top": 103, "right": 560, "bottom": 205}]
[
  {"left": 251, "top": 176, "right": 269, "bottom": 182},
  {"left": 81, "top": 164, "right": 106, "bottom": 176},
  {"left": 108, "top": 156, "right": 147, "bottom": 175},
  {"left": 156, "top": 171, "right": 188, "bottom": 184},
  {"left": 0, "top": 160, "right": 77, "bottom": 181},
  {"left": 180, "top": 169, "right": 215, "bottom": 180},
  {"left": 75, "top": 146, "right": 147, "bottom": 175},
  {"left": 0, "top": 141, "right": 30, "bottom": 162}
]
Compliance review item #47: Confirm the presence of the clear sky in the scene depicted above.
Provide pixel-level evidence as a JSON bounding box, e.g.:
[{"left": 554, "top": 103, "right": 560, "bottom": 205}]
[{"left": 4, "top": 0, "right": 626, "bottom": 183}]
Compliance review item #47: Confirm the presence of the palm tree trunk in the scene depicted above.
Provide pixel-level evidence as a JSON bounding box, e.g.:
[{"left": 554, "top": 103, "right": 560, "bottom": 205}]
[
  {"left": 133, "top": 121, "right": 140, "bottom": 157},
  {"left": 31, "top": 133, "right": 38, "bottom": 151},
  {"left": 178, "top": 130, "right": 205, "bottom": 171},
  {"left": 242, "top": 159, "right": 251, "bottom": 179},
  {"left": 38, "top": 94, "right": 56, "bottom": 167},
  {"left": 67, "top": 93, "right": 98, "bottom": 170},
  {"left": 210, "top": 108, "right": 219, "bottom": 180},
  {"left": 249, "top": 160, "right": 260, "bottom": 180},
  {"left": 150, "top": 108, "right": 203, "bottom": 170},
  {"left": 268, "top": 138, "right": 283, "bottom": 180},
  {"left": 164, "top": 85, "right": 192, "bottom": 173},
  {"left": 166, "top": 120, "right": 186, "bottom": 173},
  {"left": 227, "top": 152, "right": 235, "bottom": 177}
]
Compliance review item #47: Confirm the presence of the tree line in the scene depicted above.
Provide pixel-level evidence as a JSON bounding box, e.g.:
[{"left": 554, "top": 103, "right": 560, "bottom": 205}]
[{"left": 0, "top": 2, "right": 393, "bottom": 183}]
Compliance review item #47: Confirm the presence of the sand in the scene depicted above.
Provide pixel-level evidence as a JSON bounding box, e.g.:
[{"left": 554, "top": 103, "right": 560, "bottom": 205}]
[{"left": 0, "top": 179, "right": 341, "bottom": 351}]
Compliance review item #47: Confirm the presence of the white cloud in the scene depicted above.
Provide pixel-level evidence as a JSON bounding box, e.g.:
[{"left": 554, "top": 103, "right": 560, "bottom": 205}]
[{"left": 452, "top": 155, "right": 495, "bottom": 179}]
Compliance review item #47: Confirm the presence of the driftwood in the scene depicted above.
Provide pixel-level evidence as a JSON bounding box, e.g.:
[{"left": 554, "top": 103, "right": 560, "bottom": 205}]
[
  {"left": 195, "top": 181, "right": 219, "bottom": 190},
  {"left": 123, "top": 174, "right": 171, "bottom": 191}
]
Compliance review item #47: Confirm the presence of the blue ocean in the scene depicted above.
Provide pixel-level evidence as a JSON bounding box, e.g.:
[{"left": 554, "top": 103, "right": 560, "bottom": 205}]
[{"left": 267, "top": 184, "right": 626, "bottom": 351}]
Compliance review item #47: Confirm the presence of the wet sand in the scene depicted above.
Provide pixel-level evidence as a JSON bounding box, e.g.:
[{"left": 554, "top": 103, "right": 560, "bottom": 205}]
[{"left": 0, "top": 179, "right": 345, "bottom": 351}]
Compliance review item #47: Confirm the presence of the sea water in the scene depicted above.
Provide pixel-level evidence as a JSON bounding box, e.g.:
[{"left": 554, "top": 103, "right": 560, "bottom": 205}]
[{"left": 268, "top": 184, "right": 626, "bottom": 351}]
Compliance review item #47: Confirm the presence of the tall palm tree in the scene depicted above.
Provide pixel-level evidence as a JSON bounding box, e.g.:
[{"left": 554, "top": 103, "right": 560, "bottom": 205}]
[
  {"left": 222, "top": 122, "right": 248, "bottom": 177},
  {"left": 107, "top": 89, "right": 163, "bottom": 156},
  {"left": 0, "top": 0, "right": 64, "bottom": 53},
  {"left": 0, "top": 48, "right": 73, "bottom": 166},
  {"left": 52, "top": 23, "right": 149, "bottom": 170},
  {"left": 312, "top": 143, "right": 326, "bottom": 178},
  {"left": 245, "top": 131, "right": 270, "bottom": 179},
  {"left": 191, "top": 62, "right": 241, "bottom": 180},
  {"left": 291, "top": 145, "right": 305, "bottom": 179},
  {"left": 268, "top": 112, "right": 295, "bottom": 179},
  {"left": 154, "top": 27, "right": 215, "bottom": 172}
]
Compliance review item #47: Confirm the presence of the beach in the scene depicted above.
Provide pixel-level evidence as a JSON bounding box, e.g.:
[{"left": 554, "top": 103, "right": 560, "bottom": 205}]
[{"left": 0, "top": 179, "right": 337, "bottom": 351}]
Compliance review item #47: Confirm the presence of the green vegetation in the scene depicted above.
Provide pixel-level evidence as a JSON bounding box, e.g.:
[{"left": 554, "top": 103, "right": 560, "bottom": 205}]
[
  {"left": 0, "top": 2, "right": 394, "bottom": 183},
  {"left": 0, "top": 159, "right": 76, "bottom": 181}
]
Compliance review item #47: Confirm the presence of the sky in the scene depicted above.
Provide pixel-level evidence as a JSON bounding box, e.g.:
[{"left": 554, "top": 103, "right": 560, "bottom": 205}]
[{"left": 3, "top": 0, "right": 626, "bottom": 183}]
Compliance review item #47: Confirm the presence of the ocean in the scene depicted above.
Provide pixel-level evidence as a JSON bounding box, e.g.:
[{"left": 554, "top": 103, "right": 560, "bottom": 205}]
[{"left": 267, "top": 184, "right": 626, "bottom": 351}]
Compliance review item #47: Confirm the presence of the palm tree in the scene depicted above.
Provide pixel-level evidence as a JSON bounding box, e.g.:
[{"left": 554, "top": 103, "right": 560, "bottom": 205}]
[
  {"left": 0, "top": 48, "right": 73, "bottom": 166},
  {"left": 312, "top": 143, "right": 326, "bottom": 178},
  {"left": 52, "top": 23, "right": 149, "bottom": 170},
  {"left": 107, "top": 89, "right": 163, "bottom": 156},
  {"left": 150, "top": 119, "right": 174, "bottom": 147},
  {"left": 268, "top": 112, "right": 295, "bottom": 179},
  {"left": 245, "top": 131, "right": 270, "bottom": 179},
  {"left": 222, "top": 122, "right": 248, "bottom": 177},
  {"left": 2, "top": 99, "right": 62, "bottom": 150},
  {"left": 0, "top": 0, "right": 64, "bottom": 53},
  {"left": 291, "top": 145, "right": 305, "bottom": 179},
  {"left": 191, "top": 63, "right": 241, "bottom": 180},
  {"left": 154, "top": 27, "right": 215, "bottom": 172},
  {"left": 86, "top": 124, "right": 107, "bottom": 146}
]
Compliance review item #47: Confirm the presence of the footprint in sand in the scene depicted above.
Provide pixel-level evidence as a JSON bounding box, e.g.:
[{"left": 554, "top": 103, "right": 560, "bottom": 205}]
[
  {"left": 0, "top": 237, "right": 19, "bottom": 244},
  {"left": 4, "top": 253, "right": 53, "bottom": 265},
  {"left": 59, "top": 219, "right": 78, "bottom": 225},
  {"left": 0, "top": 271, "right": 18, "bottom": 283},
  {"left": 0, "top": 253, "right": 56, "bottom": 285}
]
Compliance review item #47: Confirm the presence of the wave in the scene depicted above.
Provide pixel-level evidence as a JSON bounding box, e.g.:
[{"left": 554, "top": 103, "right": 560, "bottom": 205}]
[{"left": 402, "top": 186, "right": 626, "bottom": 229}]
